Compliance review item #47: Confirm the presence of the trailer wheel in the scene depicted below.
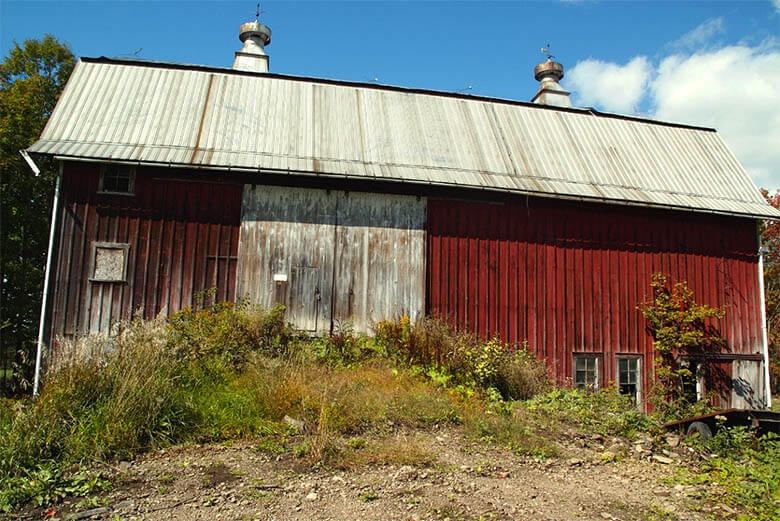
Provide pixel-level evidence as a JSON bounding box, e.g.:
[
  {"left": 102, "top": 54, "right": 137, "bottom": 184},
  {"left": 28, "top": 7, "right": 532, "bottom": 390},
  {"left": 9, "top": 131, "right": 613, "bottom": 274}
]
[{"left": 686, "top": 421, "right": 713, "bottom": 441}]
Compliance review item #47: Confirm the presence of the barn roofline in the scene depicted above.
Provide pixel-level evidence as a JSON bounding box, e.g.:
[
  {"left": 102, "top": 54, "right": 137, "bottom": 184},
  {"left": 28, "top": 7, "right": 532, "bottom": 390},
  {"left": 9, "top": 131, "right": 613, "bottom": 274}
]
[
  {"left": 81, "top": 56, "right": 716, "bottom": 133},
  {"left": 30, "top": 58, "right": 779, "bottom": 220},
  {"left": 43, "top": 156, "right": 778, "bottom": 221}
]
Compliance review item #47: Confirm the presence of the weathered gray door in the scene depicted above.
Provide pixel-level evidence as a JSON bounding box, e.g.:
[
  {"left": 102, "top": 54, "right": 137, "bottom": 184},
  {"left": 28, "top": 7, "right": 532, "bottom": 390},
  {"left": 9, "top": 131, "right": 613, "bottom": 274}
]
[
  {"left": 236, "top": 185, "right": 425, "bottom": 334},
  {"left": 236, "top": 186, "right": 335, "bottom": 335},
  {"left": 289, "top": 267, "right": 321, "bottom": 332},
  {"left": 333, "top": 191, "right": 426, "bottom": 332},
  {"left": 731, "top": 360, "right": 765, "bottom": 409}
]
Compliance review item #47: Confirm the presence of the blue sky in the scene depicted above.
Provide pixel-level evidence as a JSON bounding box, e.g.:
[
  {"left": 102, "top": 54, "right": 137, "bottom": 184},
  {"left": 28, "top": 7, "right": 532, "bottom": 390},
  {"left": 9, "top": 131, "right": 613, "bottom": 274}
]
[{"left": 2, "top": 0, "right": 779, "bottom": 190}]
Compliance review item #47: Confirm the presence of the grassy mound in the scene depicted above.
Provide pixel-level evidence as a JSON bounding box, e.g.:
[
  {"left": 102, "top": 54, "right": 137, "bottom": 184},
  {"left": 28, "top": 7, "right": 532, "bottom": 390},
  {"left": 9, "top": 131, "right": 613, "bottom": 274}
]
[{"left": 7, "top": 301, "right": 752, "bottom": 514}]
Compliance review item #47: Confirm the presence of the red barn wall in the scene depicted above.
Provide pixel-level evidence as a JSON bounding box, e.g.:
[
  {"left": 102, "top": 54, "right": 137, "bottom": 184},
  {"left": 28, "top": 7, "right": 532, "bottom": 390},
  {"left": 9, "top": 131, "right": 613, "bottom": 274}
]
[
  {"left": 426, "top": 197, "right": 763, "bottom": 395},
  {"left": 48, "top": 163, "right": 242, "bottom": 344}
]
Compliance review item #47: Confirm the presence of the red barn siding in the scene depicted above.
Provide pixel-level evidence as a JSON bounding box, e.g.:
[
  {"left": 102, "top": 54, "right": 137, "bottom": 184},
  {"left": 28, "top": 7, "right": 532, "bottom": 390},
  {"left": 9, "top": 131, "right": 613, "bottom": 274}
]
[
  {"left": 49, "top": 163, "right": 242, "bottom": 344},
  {"left": 426, "top": 197, "right": 762, "bottom": 394}
]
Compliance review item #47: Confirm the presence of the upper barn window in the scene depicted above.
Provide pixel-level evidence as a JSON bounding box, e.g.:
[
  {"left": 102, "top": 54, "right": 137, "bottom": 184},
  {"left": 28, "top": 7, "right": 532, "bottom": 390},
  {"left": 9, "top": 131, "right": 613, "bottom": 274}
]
[{"left": 99, "top": 164, "right": 135, "bottom": 195}]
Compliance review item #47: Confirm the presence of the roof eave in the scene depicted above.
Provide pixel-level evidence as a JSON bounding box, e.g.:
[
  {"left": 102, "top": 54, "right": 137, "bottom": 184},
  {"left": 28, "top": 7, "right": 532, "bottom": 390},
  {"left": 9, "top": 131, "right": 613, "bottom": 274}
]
[{"left": 38, "top": 152, "right": 780, "bottom": 221}]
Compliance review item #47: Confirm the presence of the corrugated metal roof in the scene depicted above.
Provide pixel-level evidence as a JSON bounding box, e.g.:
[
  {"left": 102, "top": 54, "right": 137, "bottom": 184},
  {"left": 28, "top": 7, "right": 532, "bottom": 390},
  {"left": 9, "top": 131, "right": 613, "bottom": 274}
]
[{"left": 29, "top": 57, "right": 780, "bottom": 219}]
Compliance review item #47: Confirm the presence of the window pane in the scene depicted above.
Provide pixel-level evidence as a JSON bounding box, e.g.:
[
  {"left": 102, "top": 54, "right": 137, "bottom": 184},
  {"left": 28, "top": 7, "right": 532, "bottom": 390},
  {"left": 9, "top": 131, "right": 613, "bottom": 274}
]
[
  {"left": 617, "top": 358, "right": 640, "bottom": 399},
  {"left": 101, "top": 165, "right": 134, "bottom": 194},
  {"left": 574, "top": 357, "right": 598, "bottom": 389}
]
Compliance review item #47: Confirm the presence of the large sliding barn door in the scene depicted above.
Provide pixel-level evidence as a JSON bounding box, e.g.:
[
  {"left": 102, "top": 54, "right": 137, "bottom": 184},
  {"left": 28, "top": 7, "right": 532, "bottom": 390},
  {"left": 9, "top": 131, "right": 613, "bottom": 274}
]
[
  {"left": 237, "top": 186, "right": 425, "bottom": 334},
  {"left": 333, "top": 191, "right": 426, "bottom": 332}
]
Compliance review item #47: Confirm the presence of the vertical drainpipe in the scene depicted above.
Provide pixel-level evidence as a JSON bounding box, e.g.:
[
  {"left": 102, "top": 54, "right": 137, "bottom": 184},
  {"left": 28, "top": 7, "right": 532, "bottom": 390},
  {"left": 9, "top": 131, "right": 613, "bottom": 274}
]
[
  {"left": 758, "top": 228, "right": 772, "bottom": 408},
  {"left": 33, "top": 160, "right": 62, "bottom": 396}
]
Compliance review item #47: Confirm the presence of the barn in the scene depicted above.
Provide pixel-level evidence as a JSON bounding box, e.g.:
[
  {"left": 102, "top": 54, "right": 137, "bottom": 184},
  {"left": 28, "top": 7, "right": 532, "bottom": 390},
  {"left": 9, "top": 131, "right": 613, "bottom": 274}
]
[{"left": 28, "top": 20, "right": 780, "bottom": 408}]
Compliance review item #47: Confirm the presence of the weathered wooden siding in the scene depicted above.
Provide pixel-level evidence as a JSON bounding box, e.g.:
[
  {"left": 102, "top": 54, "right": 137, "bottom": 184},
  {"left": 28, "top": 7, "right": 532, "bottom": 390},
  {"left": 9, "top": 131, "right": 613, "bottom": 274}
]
[
  {"left": 237, "top": 186, "right": 426, "bottom": 334},
  {"left": 237, "top": 186, "right": 336, "bottom": 334},
  {"left": 731, "top": 360, "right": 765, "bottom": 408},
  {"left": 49, "top": 163, "right": 242, "bottom": 344},
  {"left": 427, "top": 197, "right": 763, "bottom": 398}
]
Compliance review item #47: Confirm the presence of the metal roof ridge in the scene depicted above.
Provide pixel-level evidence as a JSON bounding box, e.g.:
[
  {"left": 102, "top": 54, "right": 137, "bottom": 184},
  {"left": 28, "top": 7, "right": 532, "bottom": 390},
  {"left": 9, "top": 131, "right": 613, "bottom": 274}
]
[{"left": 79, "top": 56, "right": 717, "bottom": 133}]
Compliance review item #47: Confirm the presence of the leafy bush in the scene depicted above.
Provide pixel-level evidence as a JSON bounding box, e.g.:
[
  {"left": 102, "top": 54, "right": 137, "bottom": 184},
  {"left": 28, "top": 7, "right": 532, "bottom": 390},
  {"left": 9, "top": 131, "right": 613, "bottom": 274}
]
[
  {"left": 311, "top": 322, "right": 375, "bottom": 366},
  {"left": 495, "top": 343, "right": 551, "bottom": 400},
  {"left": 0, "top": 467, "right": 109, "bottom": 513},
  {"left": 524, "top": 387, "right": 651, "bottom": 439},
  {"left": 167, "top": 300, "right": 294, "bottom": 365},
  {"left": 638, "top": 273, "right": 726, "bottom": 420},
  {"left": 373, "top": 317, "right": 549, "bottom": 400}
]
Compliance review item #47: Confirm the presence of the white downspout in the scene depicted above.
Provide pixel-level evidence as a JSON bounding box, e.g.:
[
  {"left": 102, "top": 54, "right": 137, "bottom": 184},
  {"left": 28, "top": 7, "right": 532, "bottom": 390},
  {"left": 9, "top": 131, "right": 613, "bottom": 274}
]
[
  {"left": 758, "top": 229, "right": 772, "bottom": 409},
  {"left": 33, "top": 160, "right": 62, "bottom": 396}
]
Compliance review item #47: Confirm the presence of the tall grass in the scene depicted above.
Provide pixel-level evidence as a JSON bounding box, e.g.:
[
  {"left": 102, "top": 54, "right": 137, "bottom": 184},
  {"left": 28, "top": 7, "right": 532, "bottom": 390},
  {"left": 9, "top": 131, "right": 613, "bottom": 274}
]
[
  {"left": 373, "top": 316, "right": 550, "bottom": 399},
  {"left": 0, "top": 305, "right": 562, "bottom": 511}
]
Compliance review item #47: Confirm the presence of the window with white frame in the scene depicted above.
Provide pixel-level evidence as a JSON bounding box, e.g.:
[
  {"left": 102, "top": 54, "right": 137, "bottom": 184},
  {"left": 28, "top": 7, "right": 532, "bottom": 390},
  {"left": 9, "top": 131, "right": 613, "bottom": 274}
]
[
  {"left": 99, "top": 164, "right": 135, "bottom": 195},
  {"left": 574, "top": 356, "right": 599, "bottom": 390},
  {"left": 616, "top": 356, "right": 642, "bottom": 403},
  {"left": 90, "top": 242, "right": 130, "bottom": 282}
]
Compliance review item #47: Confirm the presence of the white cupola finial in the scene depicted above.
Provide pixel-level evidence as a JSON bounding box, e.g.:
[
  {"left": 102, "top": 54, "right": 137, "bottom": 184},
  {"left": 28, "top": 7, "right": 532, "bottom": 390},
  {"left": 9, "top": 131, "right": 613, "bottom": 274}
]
[
  {"left": 531, "top": 44, "right": 572, "bottom": 108},
  {"left": 233, "top": 4, "right": 272, "bottom": 73}
]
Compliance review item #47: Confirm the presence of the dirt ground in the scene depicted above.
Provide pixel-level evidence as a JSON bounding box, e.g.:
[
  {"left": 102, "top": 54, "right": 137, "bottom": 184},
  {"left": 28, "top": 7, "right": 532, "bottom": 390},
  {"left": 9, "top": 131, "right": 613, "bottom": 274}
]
[{"left": 13, "top": 427, "right": 728, "bottom": 521}]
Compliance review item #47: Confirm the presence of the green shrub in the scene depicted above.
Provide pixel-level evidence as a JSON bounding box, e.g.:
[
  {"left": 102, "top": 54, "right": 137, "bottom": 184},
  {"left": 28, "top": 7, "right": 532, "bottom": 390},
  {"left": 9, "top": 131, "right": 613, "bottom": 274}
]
[
  {"left": 311, "top": 322, "right": 373, "bottom": 366},
  {"left": 0, "top": 466, "right": 110, "bottom": 513},
  {"left": 167, "top": 300, "right": 294, "bottom": 365},
  {"left": 495, "top": 344, "right": 551, "bottom": 400},
  {"left": 638, "top": 274, "right": 726, "bottom": 421},
  {"left": 524, "top": 387, "right": 651, "bottom": 439},
  {"left": 373, "top": 317, "right": 549, "bottom": 400},
  {"left": 676, "top": 428, "right": 780, "bottom": 521}
]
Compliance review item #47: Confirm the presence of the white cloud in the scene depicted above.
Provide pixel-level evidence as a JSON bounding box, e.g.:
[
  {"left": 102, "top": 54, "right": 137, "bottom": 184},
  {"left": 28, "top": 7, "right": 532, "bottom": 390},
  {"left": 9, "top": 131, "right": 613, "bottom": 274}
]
[
  {"left": 566, "top": 56, "right": 651, "bottom": 113},
  {"left": 565, "top": 37, "right": 780, "bottom": 190},
  {"left": 651, "top": 44, "right": 780, "bottom": 190},
  {"left": 668, "top": 17, "right": 724, "bottom": 50},
  {"left": 774, "top": 0, "right": 780, "bottom": 14}
]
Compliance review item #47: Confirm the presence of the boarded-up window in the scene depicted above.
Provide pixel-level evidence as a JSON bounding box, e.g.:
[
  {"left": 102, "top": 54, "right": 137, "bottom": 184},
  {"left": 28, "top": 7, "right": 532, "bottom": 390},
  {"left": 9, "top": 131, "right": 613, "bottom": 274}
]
[
  {"left": 91, "top": 242, "right": 129, "bottom": 282},
  {"left": 731, "top": 359, "right": 765, "bottom": 409}
]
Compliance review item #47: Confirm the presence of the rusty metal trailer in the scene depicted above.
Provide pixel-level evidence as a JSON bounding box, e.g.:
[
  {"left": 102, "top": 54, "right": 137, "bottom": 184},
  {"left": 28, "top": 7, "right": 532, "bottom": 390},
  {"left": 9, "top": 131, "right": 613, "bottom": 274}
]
[{"left": 663, "top": 408, "right": 780, "bottom": 439}]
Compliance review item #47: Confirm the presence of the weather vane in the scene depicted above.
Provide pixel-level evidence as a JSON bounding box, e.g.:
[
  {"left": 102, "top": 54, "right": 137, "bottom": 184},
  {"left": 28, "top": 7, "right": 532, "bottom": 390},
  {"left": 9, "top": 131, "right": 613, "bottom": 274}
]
[
  {"left": 541, "top": 43, "right": 555, "bottom": 61},
  {"left": 254, "top": 2, "right": 264, "bottom": 22}
]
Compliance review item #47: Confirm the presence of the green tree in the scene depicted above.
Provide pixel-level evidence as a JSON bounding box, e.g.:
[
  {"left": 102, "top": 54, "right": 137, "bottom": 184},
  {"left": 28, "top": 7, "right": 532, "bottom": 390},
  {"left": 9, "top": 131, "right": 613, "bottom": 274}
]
[
  {"left": 761, "top": 189, "right": 780, "bottom": 392},
  {"left": 0, "top": 35, "right": 74, "bottom": 393},
  {"left": 638, "top": 273, "right": 726, "bottom": 419}
]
